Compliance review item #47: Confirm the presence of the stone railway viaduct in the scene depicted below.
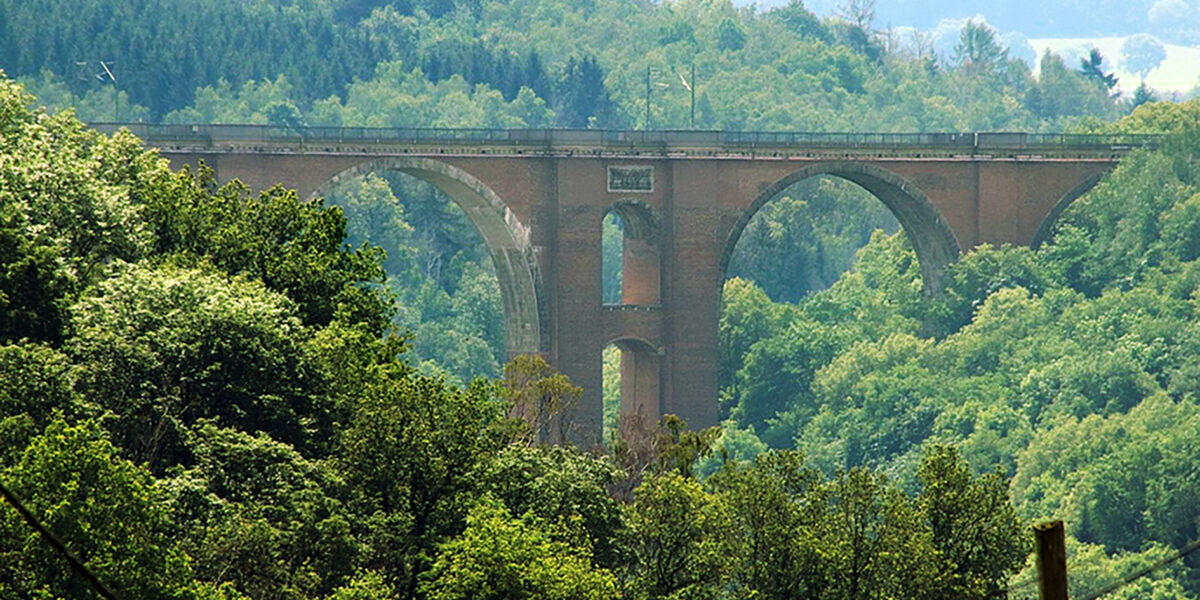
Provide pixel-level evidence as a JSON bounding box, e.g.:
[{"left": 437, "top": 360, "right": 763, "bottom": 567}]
[{"left": 95, "top": 123, "right": 1156, "bottom": 439}]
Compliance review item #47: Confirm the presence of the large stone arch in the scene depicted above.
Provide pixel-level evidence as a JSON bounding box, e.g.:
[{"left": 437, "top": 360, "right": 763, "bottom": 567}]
[
  {"left": 1030, "top": 171, "right": 1109, "bottom": 250},
  {"left": 721, "top": 161, "right": 962, "bottom": 296},
  {"left": 311, "top": 157, "right": 545, "bottom": 356}
]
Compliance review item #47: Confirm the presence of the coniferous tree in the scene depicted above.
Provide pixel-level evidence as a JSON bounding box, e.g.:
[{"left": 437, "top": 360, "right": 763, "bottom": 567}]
[
  {"left": 555, "top": 56, "right": 617, "bottom": 128},
  {"left": 1079, "top": 47, "right": 1119, "bottom": 93},
  {"left": 524, "top": 51, "right": 552, "bottom": 103},
  {"left": 953, "top": 19, "right": 1007, "bottom": 74},
  {"left": 1131, "top": 82, "right": 1157, "bottom": 108},
  {"left": 769, "top": 0, "right": 831, "bottom": 41},
  {"left": 717, "top": 18, "right": 747, "bottom": 52}
]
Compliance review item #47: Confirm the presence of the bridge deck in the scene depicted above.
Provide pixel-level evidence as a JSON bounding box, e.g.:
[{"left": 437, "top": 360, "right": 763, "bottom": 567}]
[{"left": 89, "top": 123, "right": 1159, "bottom": 160}]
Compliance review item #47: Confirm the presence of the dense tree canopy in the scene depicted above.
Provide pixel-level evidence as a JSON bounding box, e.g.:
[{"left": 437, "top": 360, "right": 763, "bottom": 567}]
[
  {"left": 1, "top": 0, "right": 1199, "bottom": 596},
  {"left": 7, "top": 0, "right": 1138, "bottom": 131}
]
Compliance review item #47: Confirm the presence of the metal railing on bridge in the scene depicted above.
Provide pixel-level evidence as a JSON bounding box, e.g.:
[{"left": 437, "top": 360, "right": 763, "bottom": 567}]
[{"left": 88, "top": 122, "right": 1163, "bottom": 153}]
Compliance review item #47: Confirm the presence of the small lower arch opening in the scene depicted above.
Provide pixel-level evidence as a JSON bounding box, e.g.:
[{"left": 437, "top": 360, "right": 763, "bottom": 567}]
[{"left": 602, "top": 339, "right": 663, "bottom": 442}]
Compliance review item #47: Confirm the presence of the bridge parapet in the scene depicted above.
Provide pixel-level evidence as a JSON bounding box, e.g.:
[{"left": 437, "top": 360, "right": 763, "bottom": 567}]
[{"left": 90, "top": 123, "right": 1160, "bottom": 161}]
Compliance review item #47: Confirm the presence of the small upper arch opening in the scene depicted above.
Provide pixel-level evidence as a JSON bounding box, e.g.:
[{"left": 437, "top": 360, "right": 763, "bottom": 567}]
[{"left": 603, "top": 199, "right": 662, "bottom": 306}]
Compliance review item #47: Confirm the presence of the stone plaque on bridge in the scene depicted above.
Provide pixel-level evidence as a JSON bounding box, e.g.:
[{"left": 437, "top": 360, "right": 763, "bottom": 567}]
[{"left": 608, "top": 166, "right": 654, "bottom": 193}]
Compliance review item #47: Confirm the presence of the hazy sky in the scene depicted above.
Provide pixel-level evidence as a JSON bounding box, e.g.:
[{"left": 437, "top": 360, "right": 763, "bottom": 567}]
[
  {"left": 735, "top": 0, "right": 1196, "bottom": 42},
  {"left": 732, "top": 0, "right": 1200, "bottom": 93}
]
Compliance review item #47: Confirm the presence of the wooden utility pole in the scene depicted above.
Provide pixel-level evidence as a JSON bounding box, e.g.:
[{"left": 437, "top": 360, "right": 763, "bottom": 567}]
[{"left": 1035, "top": 520, "right": 1069, "bottom": 600}]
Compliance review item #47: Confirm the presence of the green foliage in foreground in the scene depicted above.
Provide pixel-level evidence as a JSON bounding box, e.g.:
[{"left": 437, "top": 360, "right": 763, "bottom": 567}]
[
  {"left": 422, "top": 498, "right": 618, "bottom": 600},
  {"left": 4, "top": 70, "right": 1200, "bottom": 598}
]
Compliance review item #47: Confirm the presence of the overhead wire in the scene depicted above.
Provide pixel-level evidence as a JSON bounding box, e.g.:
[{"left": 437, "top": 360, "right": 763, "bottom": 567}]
[
  {"left": 0, "top": 476, "right": 122, "bottom": 600},
  {"left": 1080, "top": 538, "right": 1200, "bottom": 600},
  {"left": 1006, "top": 518, "right": 1200, "bottom": 600}
]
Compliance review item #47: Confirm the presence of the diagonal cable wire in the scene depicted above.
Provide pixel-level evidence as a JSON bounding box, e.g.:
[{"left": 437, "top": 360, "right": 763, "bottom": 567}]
[
  {"left": 1080, "top": 538, "right": 1200, "bottom": 600},
  {"left": 1008, "top": 575, "right": 1039, "bottom": 594},
  {"left": 0, "top": 476, "right": 122, "bottom": 600}
]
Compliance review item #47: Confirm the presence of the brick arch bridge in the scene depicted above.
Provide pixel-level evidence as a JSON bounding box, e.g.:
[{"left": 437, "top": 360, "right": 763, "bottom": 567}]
[{"left": 98, "top": 124, "right": 1156, "bottom": 440}]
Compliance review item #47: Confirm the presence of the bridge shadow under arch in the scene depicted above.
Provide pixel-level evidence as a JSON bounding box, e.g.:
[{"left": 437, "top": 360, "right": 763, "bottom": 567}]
[
  {"left": 721, "top": 161, "right": 962, "bottom": 296},
  {"left": 311, "top": 157, "right": 545, "bottom": 356}
]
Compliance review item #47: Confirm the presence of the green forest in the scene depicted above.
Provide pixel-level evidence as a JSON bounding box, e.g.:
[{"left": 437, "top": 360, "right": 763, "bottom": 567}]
[
  {"left": 4, "top": 0, "right": 1141, "bottom": 130},
  {"left": 2, "top": 0, "right": 1200, "bottom": 598}
]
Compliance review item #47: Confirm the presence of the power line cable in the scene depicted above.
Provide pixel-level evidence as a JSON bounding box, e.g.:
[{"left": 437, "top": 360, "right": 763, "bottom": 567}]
[
  {"left": 0, "top": 476, "right": 122, "bottom": 600},
  {"left": 1008, "top": 518, "right": 1200, "bottom": 600},
  {"left": 1008, "top": 575, "right": 1038, "bottom": 593},
  {"left": 1079, "top": 538, "right": 1200, "bottom": 600}
]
